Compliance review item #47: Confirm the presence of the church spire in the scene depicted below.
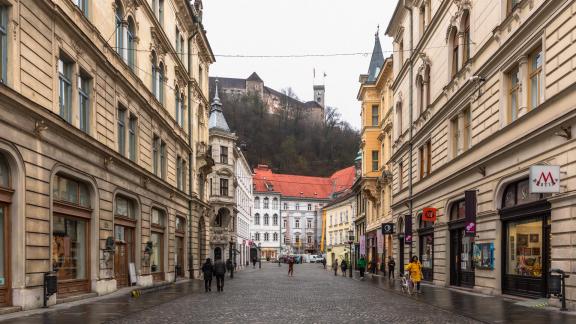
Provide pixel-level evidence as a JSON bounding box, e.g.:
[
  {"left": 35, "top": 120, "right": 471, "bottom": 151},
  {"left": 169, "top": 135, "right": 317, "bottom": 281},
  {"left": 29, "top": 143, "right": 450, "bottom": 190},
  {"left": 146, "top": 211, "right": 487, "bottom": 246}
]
[
  {"left": 367, "top": 26, "right": 385, "bottom": 82},
  {"left": 211, "top": 79, "right": 222, "bottom": 111},
  {"left": 209, "top": 79, "right": 231, "bottom": 132}
]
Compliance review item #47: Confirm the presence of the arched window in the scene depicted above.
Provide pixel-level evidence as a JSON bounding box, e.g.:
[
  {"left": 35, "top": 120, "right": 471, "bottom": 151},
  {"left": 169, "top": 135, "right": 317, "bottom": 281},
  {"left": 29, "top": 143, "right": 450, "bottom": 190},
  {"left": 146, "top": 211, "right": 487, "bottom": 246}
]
[
  {"left": 53, "top": 174, "right": 90, "bottom": 208},
  {"left": 450, "top": 199, "right": 465, "bottom": 221},
  {"left": 255, "top": 232, "right": 260, "bottom": 241},
  {"left": 151, "top": 51, "right": 158, "bottom": 98},
  {"left": 263, "top": 197, "right": 269, "bottom": 209},
  {"left": 273, "top": 232, "right": 278, "bottom": 241},
  {"left": 272, "top": 197, "right": 278, "bottom": 209},
  {"left": 450, "top": 28, "right": 459, "bottom": 78},
  {"left": 264, "top": 232, "right": 269, "bottom": 241},
  {"left": 254, "top": 197, "right": 260, "bottom": 209},
  {"left": 127, "top": 17, "right": 136, "bottom": 70},
  {"left": 462, "top": 11, "right": 471, "bottom": 63},
  {"left": 502, "top": 178, "right": 548, "bottom": 208},
  {"left": 115, "top": 0, "right": 124, "bottom": 57},
  {"left": 115, "top": 195, "right": 135, "bottom": 219},
  {"left": 419, "top": 213, "right": 434, "bottom": 229},
  {"left": 254, "top": 213, "right": 260, "bottom": 225},
  {"left": 273, "top": 214, "right": 278, "bottom": 226},
  {"left": 307, "top": 204, "right": 312, "bottom": 211},
  {"left": 0, "top": 154, "right": 9, "bottom": 188},
  {"left": 264, "top": 214, "right": 269, "bottom": 225}
]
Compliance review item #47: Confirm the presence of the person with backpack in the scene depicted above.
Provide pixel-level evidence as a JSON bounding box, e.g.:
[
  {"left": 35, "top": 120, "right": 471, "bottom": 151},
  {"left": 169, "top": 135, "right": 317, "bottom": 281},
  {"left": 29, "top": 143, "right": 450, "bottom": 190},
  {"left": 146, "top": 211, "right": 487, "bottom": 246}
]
[
  {"left": 357, "top": 256, "right": 367, "bottom": 280},
  {"left": 201, "top": 258, "right": 214, "bottom": 292},
  {"left": 213, "top": 257, "right": 227, "bottom": 292}
]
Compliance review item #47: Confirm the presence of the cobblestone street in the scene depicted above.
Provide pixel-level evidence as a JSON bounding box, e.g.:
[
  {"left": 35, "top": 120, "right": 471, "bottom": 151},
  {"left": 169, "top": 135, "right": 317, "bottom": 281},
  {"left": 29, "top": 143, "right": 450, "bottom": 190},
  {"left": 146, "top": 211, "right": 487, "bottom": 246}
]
[{"left": 108, "top": 263, "right": 477, "bottom": 324}]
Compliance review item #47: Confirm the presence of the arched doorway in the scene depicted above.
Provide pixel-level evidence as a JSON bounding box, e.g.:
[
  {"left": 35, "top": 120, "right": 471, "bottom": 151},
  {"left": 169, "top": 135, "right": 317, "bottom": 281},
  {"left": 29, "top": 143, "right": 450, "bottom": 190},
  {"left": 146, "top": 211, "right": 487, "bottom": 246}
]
[{"left": 0, "top": 153, "right": 12, "bottom": 306}]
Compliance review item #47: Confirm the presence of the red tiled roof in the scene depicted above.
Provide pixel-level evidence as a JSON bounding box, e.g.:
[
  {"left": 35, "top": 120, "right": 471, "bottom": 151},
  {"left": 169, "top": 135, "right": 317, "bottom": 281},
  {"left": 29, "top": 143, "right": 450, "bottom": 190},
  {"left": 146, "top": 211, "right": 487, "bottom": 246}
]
[{"left": 253, "top": 165, "right": 355, "bottom": 199}]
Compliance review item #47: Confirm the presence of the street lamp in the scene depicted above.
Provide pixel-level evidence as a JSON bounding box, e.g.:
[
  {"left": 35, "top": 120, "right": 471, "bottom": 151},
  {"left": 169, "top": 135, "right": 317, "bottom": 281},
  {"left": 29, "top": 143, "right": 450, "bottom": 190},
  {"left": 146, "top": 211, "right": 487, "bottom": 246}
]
[
  {"left": 258, "top": 243, "right": 262, "bottom": 269},
  {"left": 348, "top": 228, "right": 354, "bottom": 278}
]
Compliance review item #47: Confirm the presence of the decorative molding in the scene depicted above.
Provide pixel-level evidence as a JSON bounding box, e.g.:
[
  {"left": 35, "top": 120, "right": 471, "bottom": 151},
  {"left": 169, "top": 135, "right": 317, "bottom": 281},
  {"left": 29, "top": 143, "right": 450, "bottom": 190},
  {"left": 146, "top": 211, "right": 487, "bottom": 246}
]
[
  {"left": 554, "top": 126, "right": 572, "bottom": 140},
  {"left": 33, "top": 120, "right": 48, "bottom": 138},
  {"left": 104, "top": 156, "right": 114, "bottom": 169}
]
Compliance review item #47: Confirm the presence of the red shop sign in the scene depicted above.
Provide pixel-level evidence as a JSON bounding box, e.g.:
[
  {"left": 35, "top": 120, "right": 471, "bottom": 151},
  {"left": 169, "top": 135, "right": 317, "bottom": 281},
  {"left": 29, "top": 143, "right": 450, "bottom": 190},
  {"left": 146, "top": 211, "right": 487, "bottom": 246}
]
[{"left": 422, "top": 207, "right": 437, "bottom": 222}]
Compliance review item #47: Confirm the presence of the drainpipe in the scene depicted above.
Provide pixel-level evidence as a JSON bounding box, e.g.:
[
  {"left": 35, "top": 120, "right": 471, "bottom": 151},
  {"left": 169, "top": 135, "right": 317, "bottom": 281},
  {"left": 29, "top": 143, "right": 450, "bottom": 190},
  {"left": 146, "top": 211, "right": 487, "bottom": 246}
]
[
  {"left": 188, "top": 27, "right": 200, "bottom": 280},
  {"left": 404, "top": 0, "right": 414, "bottom": 259}
]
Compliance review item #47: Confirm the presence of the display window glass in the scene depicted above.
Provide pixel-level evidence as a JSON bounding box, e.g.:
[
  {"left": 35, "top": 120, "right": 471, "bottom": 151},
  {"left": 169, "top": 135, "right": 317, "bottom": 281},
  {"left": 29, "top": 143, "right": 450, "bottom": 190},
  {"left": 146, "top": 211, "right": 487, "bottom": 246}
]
[
  {"left": 421, "top": 235, "right": 433, "bottom": 270},
  {"left": 506, "top": 218, "right": 543, "bottom": 278},
  {"left": 52, "top": 215, "right": 87, "bottom": 280},
  {"left": 53, "top": 175, "right": 90, "bottom": 207},
  {"left": 150, "top": 232, "right": 163, "bottom": 273},
  {"left": 460, "top": 230, "right": 474, "bottom": 271},
  {"left": 115, "top": 196, "right": 135, "bottom": 219}
]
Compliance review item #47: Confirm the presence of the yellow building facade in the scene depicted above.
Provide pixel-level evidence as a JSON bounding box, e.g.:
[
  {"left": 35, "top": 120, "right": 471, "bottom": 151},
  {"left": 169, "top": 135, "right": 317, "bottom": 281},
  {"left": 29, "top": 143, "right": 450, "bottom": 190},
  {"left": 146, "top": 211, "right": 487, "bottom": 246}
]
[{"left": 324, "top": 193, "right": 356, "bottom": 268}]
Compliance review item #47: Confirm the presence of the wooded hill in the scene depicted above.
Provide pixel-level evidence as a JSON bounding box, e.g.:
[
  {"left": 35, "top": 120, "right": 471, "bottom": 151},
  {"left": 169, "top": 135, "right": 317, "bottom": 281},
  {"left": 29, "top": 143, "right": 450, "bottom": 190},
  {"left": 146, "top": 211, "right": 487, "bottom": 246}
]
[{"left": 219, "top": 92, "right": 360, "bottom": 177}]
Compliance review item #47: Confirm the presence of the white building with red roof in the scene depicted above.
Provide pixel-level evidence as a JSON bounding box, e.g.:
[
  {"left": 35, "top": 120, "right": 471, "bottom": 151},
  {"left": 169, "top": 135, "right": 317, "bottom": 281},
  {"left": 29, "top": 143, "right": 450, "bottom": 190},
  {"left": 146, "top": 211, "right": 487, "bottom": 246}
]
[{"left": 251, "top": 165, "right": 355, "bottom": 257}]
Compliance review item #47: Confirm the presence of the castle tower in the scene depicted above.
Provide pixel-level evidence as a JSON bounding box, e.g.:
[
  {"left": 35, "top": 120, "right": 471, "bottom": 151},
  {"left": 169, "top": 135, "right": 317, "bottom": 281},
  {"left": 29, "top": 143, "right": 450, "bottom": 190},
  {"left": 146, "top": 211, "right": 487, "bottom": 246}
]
[{"left": 313, "top": 84, "right": 325, "bottom": 108}]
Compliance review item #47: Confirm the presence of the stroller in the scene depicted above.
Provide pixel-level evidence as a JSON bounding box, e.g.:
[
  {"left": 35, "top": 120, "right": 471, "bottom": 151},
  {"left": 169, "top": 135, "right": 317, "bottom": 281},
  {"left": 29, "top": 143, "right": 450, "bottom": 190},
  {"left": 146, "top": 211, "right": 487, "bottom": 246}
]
[{"left": 400, "top": 271, "right": 415, "bottom": 296}]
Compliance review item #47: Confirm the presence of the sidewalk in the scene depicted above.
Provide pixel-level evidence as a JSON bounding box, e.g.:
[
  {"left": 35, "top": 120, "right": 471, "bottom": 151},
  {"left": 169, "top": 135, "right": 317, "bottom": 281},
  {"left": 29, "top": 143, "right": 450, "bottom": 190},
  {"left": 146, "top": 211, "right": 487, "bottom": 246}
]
[{"left": 348, "top": 270, "right": 575, "bottom": 324}]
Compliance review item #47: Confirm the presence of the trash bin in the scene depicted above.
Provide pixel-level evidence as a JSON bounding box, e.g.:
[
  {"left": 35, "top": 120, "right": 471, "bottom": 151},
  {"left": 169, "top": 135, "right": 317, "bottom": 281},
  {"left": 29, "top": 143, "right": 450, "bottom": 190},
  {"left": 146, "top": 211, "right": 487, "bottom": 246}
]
[
  {"left": 43, "top": 272, "right": 57, "bottom": 307},
  {"left": 548, "top": 274, "right": 561, "bottom": 296}
]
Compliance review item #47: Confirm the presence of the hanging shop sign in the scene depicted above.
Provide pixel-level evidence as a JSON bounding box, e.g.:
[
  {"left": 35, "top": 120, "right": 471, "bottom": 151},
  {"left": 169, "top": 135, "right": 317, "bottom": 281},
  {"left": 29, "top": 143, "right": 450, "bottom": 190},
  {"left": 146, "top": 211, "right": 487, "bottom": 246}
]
[
  {"left": 382, "top": 223, "right": 394, "bottom": 234},
  {"left": 359, "top": 235, "right": 366, "bottom": 256},
  {"left": 377, "top": 230, "right": 384, "bottom": 254},
  {"left": 404, "top": 214, "right": 412, "bottom": 243},
  {"left": 464, "top": 190, "right": 477, "bottom": 236},
  {"left": 422, "top": 207, "right": 437, "bottom": 222},
  {"left": 529, "top": 165, "right": 560, "bottom": 193}
]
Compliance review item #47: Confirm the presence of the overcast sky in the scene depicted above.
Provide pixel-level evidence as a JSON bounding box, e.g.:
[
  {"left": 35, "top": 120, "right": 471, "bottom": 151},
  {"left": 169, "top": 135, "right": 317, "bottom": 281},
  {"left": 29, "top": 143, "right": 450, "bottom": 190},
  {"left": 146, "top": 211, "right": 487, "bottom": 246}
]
[{"left": 202, "top": 0, "right": 395, "bottom": 129}]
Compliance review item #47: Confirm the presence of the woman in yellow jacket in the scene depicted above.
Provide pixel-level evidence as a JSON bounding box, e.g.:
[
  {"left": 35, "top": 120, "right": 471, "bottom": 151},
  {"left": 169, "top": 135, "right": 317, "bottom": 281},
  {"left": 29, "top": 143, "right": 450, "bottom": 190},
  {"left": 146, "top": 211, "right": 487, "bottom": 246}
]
[{"left": 405, "top": 256, "right": 423, "bottom": 293}]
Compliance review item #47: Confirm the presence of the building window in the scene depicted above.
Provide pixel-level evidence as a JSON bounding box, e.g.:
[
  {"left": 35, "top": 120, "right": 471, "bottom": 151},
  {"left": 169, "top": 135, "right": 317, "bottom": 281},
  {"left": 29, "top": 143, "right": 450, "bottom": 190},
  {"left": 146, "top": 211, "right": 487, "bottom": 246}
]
[
  {"left": 175, "top": 88, "right": 181, "bottom": 126},
  {"left": 58, "top": 58, "right": 73, "bottom": 123},
  {"left": 330, "top": 215, "right": 332, "bottom": 226},
  {"left": 463, "top": 11, "right": 471, "bottom": 63},
  {"left": 420, "top": 140, "right": 432, "bottom": 178},
  {"left": 371, "top": 105, "right": 379, "bottom": 126},
  {"left": 372, "top": 150, "right": 379, "bottom": 171},
  {"left": 0, "top": 6, "right": 7, "bottom": 82},
  {"left": 463, "top": 107, "right": 472, "bottom": 151},
  {"left": 396, "top": 102, "right": 403, "bottom": 137},
  {"left": 295, "top": 219, "right": 300, "bottom": 228},
  {"left": 160, "top": 140, "right": 166, "bottom": 179},
  {"left": 53, "top": 174, "right": 90, "bottom": 207},
  {"left": 264, "top": 232, "right": 269, "bottom": 241},
  {"left": 264, "top": 214, "right": 269, "bottom": 226},
  {"left": 115, "top": 0, "right": 124, "bottom": 57},
  {"left": 220, "top": 178, "right": 229, "bottom": 196},
  {"left": 273, "top": 214, "right": 278, "bottom": 226},
  {"left": 263, "top": 197, "right": 269, "bottom": 209},
  {"left": 152, "top": 135, "right": 159, "bottom": 176},
  {"left": 307, "top": 204, "right": 312, "bottom": 211},
  {"left": 272, "top": 198, "right": 278, "bottom": 209},
  {"left": 115, "top": 195, "right": 135, "bottom": 219},
  {"left": 529, "top": 47, "right": 543, "bottom": 110},
  {"left": 295, "top": 203, "right": 300, "bottom": 211},
  {"left": 451, "top": 29, "right": 459, "bottom": 78},
  {"left": 254, "top": 197, "right": 260, "bottom": 209},
  {"left": 0, "top": 154, "right": 9, "bottom": 187},
  {"left": 419, "top": 5, "right": 425, "bottom": 36},
  {"left": 450, "top": 116, "right": 459, "bottom": 157},
  {"left": 450, "top": 200, "right": 466, "bottom": 221},
  {"left": 307, "top": 219, "right": 312, "bottom": 229},
  {"left": 178, "top": 94, "right": 185, "bottom": 128},
  {"left": 284, "top": 203, "right": 288, "bottom": 210},
  {"left": 220, "top": 146, "right": 228, "bottom": 164},
  {"left": 117, "top": 106, "right": 126, "bottom": 155},
  {"left": 158, "top": 62, "right": 165, "bottom": 104},
  {"left": 417, "top": 76, "right": 424, "bottom": 115},
  {"left": 508, "top": 65, "right": 520, "bottom": 122},
  {"left": 128, "top": 115, "right": 137, "bottom": 161},
  {"left": 127, "top": 18, "right": 136, "bottom": 70},
  {"left": 307, "top": 235, "right": 312, "bottom": 244},
  {"left": 283, "top": 219, "right": 287, "bottom": 229},
  {"left": 508, "top": 0, "right": 521, "bottom": 14},
  {"left": 78, "top": 73, "right": 91, "bottom": 133},
  {"left": 398, "top": 161, "right": 404, "bottom": 190},
  {"left": 255, "top": 232, "right": 260, "bottom": 241},
  {"left": 295, "top": 234, "right": 300, "bottom": 244},
  {"left": 152, "top": 51, "right": 159, "bottom": 99},
  {"left": 176, "top": 156, "right": 182, "bottom": 190},
  {"left": 254, "top": 214, "right": 260, "bottom": 225},
  {"left": 273, "top": 233, "right": 278, "bottom": 241}
]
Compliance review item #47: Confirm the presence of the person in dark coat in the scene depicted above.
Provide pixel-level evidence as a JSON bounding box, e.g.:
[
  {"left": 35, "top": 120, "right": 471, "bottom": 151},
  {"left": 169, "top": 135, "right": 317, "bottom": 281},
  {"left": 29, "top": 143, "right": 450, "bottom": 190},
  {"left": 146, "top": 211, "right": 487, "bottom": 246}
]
[
  {"left": 370, "top": 258, "right": 377, "bottom": 274},
  {"left": 340, "top": 259, "right": 348, "bottom": 277},
  {"left": 226, "top": 259, "right": 234, "bottom": 278},
  {"left": 252, "top": 256, "right": 257, "bottom": 268},
  {"left": 332, "top": 259, "right": 339, "bottom": 276},
  {"left": 322, "top": 258, "right": 327, "bottom": 269},
  {"left": 388, "top": 256, "right": 396, "bottom": 279},
  {"left": 213, "top": 257, "right": 227, "bottom": 292},
  {"left": 201, "top": 258, "right": 213, "bottom": 292}
]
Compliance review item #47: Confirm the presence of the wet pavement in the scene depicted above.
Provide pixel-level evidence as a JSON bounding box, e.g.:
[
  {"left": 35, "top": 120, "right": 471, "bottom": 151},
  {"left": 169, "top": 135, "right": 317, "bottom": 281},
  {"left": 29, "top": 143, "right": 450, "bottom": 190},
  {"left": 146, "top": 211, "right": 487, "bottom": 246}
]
[{"left": 0, "top": 264, "right": 573, "bottom": 323}]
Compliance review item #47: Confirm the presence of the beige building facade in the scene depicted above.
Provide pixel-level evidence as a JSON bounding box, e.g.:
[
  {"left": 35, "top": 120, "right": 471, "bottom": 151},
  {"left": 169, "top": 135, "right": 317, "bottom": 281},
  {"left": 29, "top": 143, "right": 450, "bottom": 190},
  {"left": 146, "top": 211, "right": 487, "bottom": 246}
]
[
  {"left": 386, "top": 0, "right": 576, "bottom": 308},
  {"left": 0, "top": 0, "right": 214, "bottom": 310},
  {"left": 324, "top": 192, "right": 356, "bottom": 268}
]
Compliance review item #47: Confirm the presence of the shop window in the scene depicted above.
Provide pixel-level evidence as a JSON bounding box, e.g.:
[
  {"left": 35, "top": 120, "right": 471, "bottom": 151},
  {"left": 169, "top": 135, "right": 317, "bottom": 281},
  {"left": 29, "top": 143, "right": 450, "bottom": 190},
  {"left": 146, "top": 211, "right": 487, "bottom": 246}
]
[
  {"left": 53, "top": 174, "right": 90, "bottom": 208},
  {"left": 150, "top": 232, "right": 163, "bottom": 273},
  {"left": 529, "top": 47, "right": 543, "bottom": 110},
  {"left": 115, "top": 196, "right": 135, "bottom": 219},
  {"left": 505, "top": 218, "right": 543, "bottom": 278},
  {"left": 52, "top": 215, "right": 87, "bottom": 280}
]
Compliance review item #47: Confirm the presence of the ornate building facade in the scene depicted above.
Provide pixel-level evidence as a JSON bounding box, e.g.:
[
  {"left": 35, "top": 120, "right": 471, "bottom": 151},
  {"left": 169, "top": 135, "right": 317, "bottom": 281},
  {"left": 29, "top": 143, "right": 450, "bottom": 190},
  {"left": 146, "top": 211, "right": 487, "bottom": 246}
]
[
  {"left": 0, "top": 0, "right": 213, "bottom": 310},
  {"left": 386, "top": 0, "right": 576, "bottom": 308}
]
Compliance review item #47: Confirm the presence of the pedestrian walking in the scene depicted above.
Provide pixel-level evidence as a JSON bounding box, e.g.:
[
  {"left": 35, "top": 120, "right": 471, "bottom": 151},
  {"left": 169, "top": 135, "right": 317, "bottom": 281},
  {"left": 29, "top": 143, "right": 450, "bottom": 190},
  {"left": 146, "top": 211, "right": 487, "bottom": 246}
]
[
  {"left": 357, "top": 256, "right": 366, "bottom": 280},
  {"left": 201, "top": 258, "right": 213, "bottom": 292},
  {"left": 370, "top": 258, "right": 377, "bottom": 274},
  {"left": 214, "top": 257, "right": 227, "bottom": 292},
  {"left": 288, "top": 256, "right": 295, "bottom": 276},
  {"left": 252, "top": 256, "right": 257, "bottom": 268},
  {"left": 340, "top": 259, "right": 347, "bottom": 277},
  {"left": 322, "top": 258, "right": 326, "bottom": 269},
  {"left": 405, "top": 256, "right": 423, "bottom": 293},
  {"left": 388, "top": 256, "right": 396, "bottom": 279},
  {"left": 332, "top": 259, "right": 339, "bottom": 276},
  {"left": 226, "top": 259, "right": 234, "bottom": 278}
]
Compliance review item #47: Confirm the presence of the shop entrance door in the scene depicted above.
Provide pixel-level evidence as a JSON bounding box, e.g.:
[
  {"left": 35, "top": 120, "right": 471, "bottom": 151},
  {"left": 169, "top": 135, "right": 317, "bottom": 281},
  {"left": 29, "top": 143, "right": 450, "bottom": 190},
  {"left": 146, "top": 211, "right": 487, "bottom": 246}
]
[
  {"left": 176, "top": 236, "right": 184, "bottom": 277},
  {"left": 114, "top": 226, "right": 134, "bottom": 288},
  {"left": 398, "top": 237, "right": 404, "bottom": 275},
  {"left": 450, "top": 228, "right": 475, "bottom": 287},
  {"left": 0, "top": 204, "right": 10, "bottom": 306},
  {"left": 419, "top": 232, "right": 434, "bottom": 282}
]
